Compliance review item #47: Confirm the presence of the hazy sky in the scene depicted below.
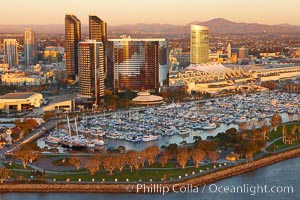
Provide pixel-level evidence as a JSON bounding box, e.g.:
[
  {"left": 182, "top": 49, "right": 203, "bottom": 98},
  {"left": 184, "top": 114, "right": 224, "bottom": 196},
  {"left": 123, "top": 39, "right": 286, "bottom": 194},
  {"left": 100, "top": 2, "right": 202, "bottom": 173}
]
[{"left": 1, "top": 0, "right": 300, "bottom": 25}]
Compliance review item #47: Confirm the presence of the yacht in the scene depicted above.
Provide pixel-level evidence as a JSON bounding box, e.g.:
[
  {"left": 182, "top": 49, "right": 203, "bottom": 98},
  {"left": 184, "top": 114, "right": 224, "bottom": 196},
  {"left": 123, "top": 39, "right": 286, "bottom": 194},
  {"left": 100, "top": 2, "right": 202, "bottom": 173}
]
[
  {"left": 44, "top": 135, "right": 61, "bottom": 144},
  {"left": 142, "top": 135, "right": 159, "bottom": 142},
  {"left": 202, "top": 123, "right": 217, "bottom": 130},
  {"left": 178, "top": 128, "right": 191, "bottom": 135},
  {"left": 235, "top": 116, "right": 247, "bottom": 124},
  {"left": 91, "top": 139, "right": 105, "bottom": 146},
  {"left": 86, "top": 142, "right": 95, "bottom": 148}
]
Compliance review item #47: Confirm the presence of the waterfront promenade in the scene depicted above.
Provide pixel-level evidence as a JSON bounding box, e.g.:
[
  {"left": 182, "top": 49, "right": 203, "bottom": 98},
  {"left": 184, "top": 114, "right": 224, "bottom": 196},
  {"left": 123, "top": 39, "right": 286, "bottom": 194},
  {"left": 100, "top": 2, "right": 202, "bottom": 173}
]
[{"left": 1, "top": 144, "right": 300, "bottom": 193}]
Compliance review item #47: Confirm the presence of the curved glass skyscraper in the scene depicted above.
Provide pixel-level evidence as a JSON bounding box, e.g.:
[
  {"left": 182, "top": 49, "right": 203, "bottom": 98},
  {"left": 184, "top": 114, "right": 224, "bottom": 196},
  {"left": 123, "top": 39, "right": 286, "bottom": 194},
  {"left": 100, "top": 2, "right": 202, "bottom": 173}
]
[
  {"left": 89, "top": 15, "right": 107, "bottom": 42},
  {"left": 65, "top": 14, "right": 81, "bottom": 80},
  {"left": 190, "top": 25, "right": 209, "bottom": 64}
]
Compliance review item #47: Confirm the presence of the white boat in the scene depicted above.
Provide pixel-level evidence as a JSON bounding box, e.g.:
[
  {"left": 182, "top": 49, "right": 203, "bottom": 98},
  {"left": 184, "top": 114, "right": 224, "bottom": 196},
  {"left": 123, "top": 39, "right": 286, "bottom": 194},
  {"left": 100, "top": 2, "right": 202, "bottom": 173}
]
[
  {"left": 257, "top": 113, "right": 266, "bottom": 119},
  {"left": 142, "top": 135, "right": 158, "bottom": 142},
  {"left": 44, "top": 135, "right": 61, "bottom": 144},
  {"left": 125, "top": 134, "right": 142, "bottom": 142},
  {"left": 164, "top": 129, "right": 176, "bottom": 136},
  {"left": 288, "top": 109, "right": 297, "bottom": 114},
  {"left": 91, "top": 139, "right": 105, "bottom": 146},
  {"left": 105, "top": 133, "right": 119, "bottom": 139},
  {"left": 178, "top": 128, "right": 190, "bottom": 135},
  {"left": 265, "top": 113, "right": 274, "bottom": 118},
  {"left": 235, "top": 117, "right": 247, "bottom": 124},
  {"left": 202, "top": 123, "right": 217, "bottom": 130},
  {"left": 86, "top": 142, "right": 95, "bottom": 148}
]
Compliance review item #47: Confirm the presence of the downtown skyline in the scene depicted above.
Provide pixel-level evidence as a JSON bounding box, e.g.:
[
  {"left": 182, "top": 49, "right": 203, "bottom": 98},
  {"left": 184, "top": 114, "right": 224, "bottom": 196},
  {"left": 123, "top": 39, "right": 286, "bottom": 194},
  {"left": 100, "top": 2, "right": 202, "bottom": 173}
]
[{"left": 1, "top": 0, "right": 300, "bottom": 26}]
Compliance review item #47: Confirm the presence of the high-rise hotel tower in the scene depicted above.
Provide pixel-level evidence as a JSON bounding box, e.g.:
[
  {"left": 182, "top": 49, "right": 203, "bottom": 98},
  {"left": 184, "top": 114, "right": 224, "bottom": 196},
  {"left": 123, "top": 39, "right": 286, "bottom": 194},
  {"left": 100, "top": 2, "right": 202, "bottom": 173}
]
[
  {"left": 190, "top": 25, "right": 209, "bottom": 64},
  {"left": 89, "top": 15, "right": 107, "bottom": 42},
  {"left": 65, "top": 14, "right": 81, "bottom": 80},
  {"left": 107, "top": 38, "right": 169, "bottom": 93},
  {"left": 78, "top": 40, "right": 105, "bottom": 105},
  {"left": 89, "top": 15, "right": 108, "bottom": 79}
]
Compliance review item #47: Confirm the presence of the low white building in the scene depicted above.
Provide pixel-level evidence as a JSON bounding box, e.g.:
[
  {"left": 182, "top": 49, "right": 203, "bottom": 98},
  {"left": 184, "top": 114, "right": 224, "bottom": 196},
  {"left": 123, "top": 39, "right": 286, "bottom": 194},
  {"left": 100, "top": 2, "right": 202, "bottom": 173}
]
[
  {"left": 1, "top": 73, "right": 45, "bottom": 86},
  {"left": 43, "top": 94, "right": 76, "bottom": 112},
  {"left": 0, "top": 92, "right": 43, "bottom": 112}
]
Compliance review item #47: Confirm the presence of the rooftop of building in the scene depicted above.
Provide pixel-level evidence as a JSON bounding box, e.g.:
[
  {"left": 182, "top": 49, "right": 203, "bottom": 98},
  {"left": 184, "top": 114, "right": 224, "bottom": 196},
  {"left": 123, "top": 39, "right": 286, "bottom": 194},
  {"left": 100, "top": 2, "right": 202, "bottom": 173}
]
[
  {"left": 185, "top": 63, "right": 230, "bottom": 73},
  {"left": 132, "top": 92, "right": 163, "bottom": 105},
  {"left": 79, "top": 40, "right": 103, "bottom": 44},
  {"left": 48, "top": 94, "right": 77, "bottom": 105},
  {"left": 190, "top": 24, "right": 209, "bottom": 31},
  {"left": 0, "top": 92, "right": 36, "bottom": 100},
  {"left": 108, "top": 38, "right": 166, "bottom": 42}
]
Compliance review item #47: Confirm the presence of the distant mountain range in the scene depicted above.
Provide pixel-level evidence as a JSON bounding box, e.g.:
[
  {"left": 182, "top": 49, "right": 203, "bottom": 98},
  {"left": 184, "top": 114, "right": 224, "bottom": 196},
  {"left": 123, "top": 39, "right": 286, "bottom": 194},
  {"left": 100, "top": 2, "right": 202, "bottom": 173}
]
[{"left": 1, "top": 18, "right": 300, "bottom": 34}]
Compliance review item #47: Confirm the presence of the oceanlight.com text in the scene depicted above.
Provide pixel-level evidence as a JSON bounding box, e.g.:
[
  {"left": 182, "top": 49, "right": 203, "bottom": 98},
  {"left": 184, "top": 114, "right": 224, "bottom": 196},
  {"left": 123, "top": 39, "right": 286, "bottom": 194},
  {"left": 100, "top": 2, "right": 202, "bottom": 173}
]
[{"left": 128, "top": 183, "right": 294, "bottom": 196}]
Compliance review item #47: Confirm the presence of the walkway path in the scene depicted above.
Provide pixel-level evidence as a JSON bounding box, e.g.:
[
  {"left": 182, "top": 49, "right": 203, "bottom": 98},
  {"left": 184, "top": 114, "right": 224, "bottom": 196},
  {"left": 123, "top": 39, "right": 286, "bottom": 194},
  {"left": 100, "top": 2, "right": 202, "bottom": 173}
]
[
  {"left": 0, "top": 120, "right": 57, "bottom": 156},
  {"left": 263, "top": 136, "right": 283, "bottom": 153},
  {"left": 34, "top": 156, "right": 88, "bottom": 171}
]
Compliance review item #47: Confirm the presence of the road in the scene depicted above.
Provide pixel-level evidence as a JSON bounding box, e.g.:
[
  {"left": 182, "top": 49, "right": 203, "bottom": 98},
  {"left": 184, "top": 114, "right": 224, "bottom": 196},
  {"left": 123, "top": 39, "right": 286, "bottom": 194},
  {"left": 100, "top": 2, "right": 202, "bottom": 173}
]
[{"left": 0, "top": 120, "right": 57, "bottom": 156}]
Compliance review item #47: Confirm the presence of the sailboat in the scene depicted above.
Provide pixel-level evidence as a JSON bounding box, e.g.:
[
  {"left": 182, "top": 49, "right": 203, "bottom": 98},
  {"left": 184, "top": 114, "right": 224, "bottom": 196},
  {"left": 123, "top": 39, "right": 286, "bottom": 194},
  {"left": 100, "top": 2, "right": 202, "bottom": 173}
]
[{"left": 61, "top": 114, "right": 88, "bottom": 150}]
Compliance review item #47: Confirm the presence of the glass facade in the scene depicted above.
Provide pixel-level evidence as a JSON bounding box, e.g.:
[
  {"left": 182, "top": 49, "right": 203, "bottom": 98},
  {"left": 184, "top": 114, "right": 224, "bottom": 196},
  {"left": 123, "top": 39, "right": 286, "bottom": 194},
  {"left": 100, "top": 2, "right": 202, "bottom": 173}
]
[
  {"left": 107, "top": 39, "right": 169, "bottom": 92},
  {"left": 190, "top": 25, "right": 209, "bottom": 64},
  {"left": 89, "top": 15, "right": 107, "bottom": 42},
  {"left": 3, "top": 39, "right": 18, "bottom": 67},
  {"left": 65, "top": 14, "right": 81, "bottom": 80},
  {"left": 89, "top": 15, "right": 108, "bottom": 81},
  {"left": 78, "top": 40, "right": 104, "bottom": 105},
  {"left": 24, "top": 28, "right": 37, "bottom": 66}
]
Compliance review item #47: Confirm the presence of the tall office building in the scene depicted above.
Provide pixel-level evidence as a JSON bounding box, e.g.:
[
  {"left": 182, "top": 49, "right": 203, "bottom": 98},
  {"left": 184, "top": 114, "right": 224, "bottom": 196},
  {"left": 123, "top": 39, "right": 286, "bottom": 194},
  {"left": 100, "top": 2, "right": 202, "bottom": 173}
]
[
  {"left": 24, "top": 28, "right": 37, "bottom": 66},
  {"left": 65, "top": 14, "right": 81, "bottom": 80},
  {"left": 239, "top": 47, "right": 249, "bottom": 59},
  {"left": 190, "top": 25, "right": 209, "bottom": 64},
  {"left": 107, "top": 38, "right": 169, "bottom": 92},
  {"left": 231, "top": 48, "right": 239, "bottom": 57},
  {"left": 89, "top": 15, "right": 107, "bottom": 42},
  {"left": 3, "top": 39, "right": 18, "bottom": 67},
  {"left": 227, "top": 43, "right": 232, "bottom": 59},
  {"left": 78, "top": 40, "right": 105, "bottom": 105}
]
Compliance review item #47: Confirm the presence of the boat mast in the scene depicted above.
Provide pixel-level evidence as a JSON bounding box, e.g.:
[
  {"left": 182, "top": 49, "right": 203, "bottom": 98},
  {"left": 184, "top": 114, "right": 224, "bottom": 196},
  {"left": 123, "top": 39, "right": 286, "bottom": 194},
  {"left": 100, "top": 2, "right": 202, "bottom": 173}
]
[
  {"left": 75, "top": 116, "right": 79, "bottom": 140},
  {"left": 67, "top": 113, "right": 71, "bottom": 136}
]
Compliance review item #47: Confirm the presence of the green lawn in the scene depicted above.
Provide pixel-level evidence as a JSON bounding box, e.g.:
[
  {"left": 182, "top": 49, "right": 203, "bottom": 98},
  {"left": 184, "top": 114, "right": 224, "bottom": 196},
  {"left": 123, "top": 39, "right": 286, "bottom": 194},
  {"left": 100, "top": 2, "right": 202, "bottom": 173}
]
[
  {"left": 266, "top": 137, "right": 300, "bottom": 152},
  {"left": 3, "top": 162, "right": 33, "bottom": 170},
  {"left": 267, "top": 121, "right": 300, "bottom": 142},
  {"left": 47, "top": 164, "right": 214, "bottom": 182},
  {"left": 11, "top": 170, "right": 32, "bottom": 177},
  {"left": 4, "top": 159, "right": 214, "bottom": 182}
]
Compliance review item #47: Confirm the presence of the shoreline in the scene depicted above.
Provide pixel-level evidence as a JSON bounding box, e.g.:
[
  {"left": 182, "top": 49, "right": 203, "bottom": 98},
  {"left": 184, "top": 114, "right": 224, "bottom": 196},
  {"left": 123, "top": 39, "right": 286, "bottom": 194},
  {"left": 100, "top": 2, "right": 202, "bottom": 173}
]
[{"left": 1, "top": 146, "right": 300, "bottom": 193}]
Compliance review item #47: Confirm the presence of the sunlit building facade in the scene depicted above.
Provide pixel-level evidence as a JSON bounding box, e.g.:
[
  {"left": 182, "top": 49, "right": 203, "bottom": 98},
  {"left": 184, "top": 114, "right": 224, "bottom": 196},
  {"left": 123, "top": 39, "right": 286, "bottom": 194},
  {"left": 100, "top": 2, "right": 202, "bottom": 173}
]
[
  {"left": 43, "top": 46, "right": 65, "bottom": 63},
  {"left": 190, "top": 25, "right": 209, "bottom": 64},
  {"left": 78, "top": 40, "right": 105, "bottom": 105},
  {"left": 89, "top": 15, "right": 108, "bottom": 79},
  {"left": 239, "top": 47, "right": 249, "bottom": 59},
  {"left": 65, "top": 14, "right": 81, "bottom": 80},
  {"left": 107, "top": 38, "right": 169, "bottom": 92},
  {"left": 24, "top": 28, "right": 37, "bottom": 65},
  {"left": 3, "top": 39, "right": 18, "bottom": 67},
  {"left": 89, "top": 15, "right": 107, "bottom": 42}
]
